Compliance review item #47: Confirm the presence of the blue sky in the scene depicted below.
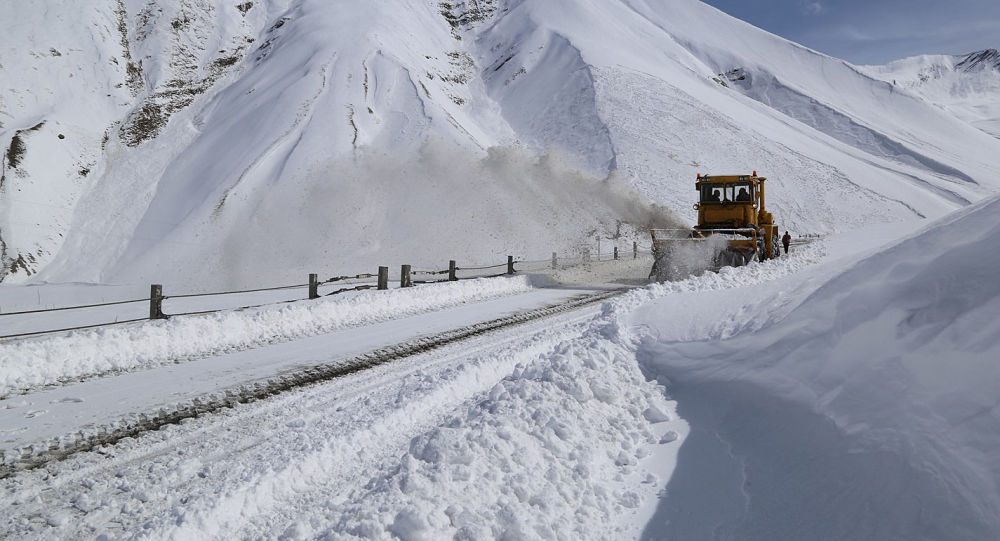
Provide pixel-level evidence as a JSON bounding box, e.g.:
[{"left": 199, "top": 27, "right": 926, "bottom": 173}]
[{"left": 700, "top": 0, "right": 1000, "bottom": 64}]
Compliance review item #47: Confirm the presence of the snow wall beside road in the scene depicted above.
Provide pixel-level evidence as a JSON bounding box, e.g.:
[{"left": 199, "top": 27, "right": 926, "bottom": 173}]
[{"left": 635, "top": 193, "right": 1000, "bottom": 540}]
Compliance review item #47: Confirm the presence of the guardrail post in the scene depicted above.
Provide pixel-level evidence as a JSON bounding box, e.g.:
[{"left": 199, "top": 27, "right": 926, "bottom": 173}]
[
  {"left": 401, "top": 265, "right": 412, "bottom": 287},
  {"left": 309, "top": 273, "right": 319, "bottom": 299},
  {"left": 613, "top": 246, "right": 619, "bottom": 260},
  {"left": 449, "top": 260, "right": 457, "bottom": 281},
  {"left": 633, "top": 241, "right": 638, "bottom": 259},
  {"left": 378, "top": 266, "right": 389, "bottom": 290},
  {"left": 507, "top": 255, "right": 515, "bottom": 275},
  {"left": 149, "top": 284, "right": 165, "bottom": 320},
  {"left": 551, "top": 252, "right": 557, "bottom": 269}
]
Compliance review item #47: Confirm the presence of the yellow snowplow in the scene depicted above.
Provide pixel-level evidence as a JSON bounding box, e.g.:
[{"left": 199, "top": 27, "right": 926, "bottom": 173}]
[{"left": 650, "top": 172, "right": 780, "bottom": 281}]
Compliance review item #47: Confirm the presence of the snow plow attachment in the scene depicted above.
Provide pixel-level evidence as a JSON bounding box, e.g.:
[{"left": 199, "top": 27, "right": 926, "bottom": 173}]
[{"left": 649, "top": 228, "right": 761, "bottom": 281}]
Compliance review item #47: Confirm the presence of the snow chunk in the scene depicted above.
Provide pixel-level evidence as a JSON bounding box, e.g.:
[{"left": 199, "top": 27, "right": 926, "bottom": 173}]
[
  {"left": 643, "top": 404, "right": 671, "bottom": 423},
  {"left": 658, "top": 431, "right": 679, "bottom": 444},
  {"left": 389, "top": 508, "right": 431, "bottom": 541}
]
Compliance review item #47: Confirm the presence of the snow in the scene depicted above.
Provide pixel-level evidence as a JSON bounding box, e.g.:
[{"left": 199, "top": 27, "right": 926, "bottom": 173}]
[
  {"left": 2, "top": 197, "right": 1000, "bottom": 538},
  {"left": 0, "top": 277, "right": 668, "bottom": 539},
  {"left": 310, "top": 328, "right": 666, "bottom": 540},
  {"left": 5, "top": 0, "right": 1000, "bottom": 286},
  {"left": 0, "top": 276, "right": 534, "bottom": 397},
  {"left": 861, "top": 50, "right": 1000, "bottom": 139},
  {"left": 0, "top": 227, "right": 819, "bottom": 538},
  {"left": 0, "top": 282, "right": 605, "bottom": 465},
  {"left": 3, "top": 0, "right": 1000, "bottom": 538},
  {"left": 632, "top": 193, "right": 1000, "bottom": 539}
]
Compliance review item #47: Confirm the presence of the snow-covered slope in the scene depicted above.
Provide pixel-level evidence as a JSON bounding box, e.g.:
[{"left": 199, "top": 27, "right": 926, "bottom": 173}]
[
  {"left": 862, "top": 49, "right": 1000, "bottom": 139},
  {"left": 3, "top": 0, "right": 1000, "bottom": 288},
  {"left": 634, "top": 194, "right": 1000, "bottom": 539}
]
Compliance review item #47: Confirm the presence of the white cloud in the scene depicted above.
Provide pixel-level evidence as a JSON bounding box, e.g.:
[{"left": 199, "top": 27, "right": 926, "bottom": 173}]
[{"left": 801, "top": 1, "right": 824, "bottom": 15}]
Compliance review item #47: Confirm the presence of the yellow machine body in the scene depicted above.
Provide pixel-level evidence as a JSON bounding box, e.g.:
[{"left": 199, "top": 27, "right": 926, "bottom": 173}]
[
  {"left": 650, "top": 172, "right": 780, "bottom": 280},
  {"left": 694, "top": 173, "right": 778, "bottom": 259}
]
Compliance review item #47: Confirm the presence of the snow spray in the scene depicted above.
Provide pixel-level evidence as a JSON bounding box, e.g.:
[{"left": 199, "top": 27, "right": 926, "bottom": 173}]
[{"left": 215, "top": 140, "right": 685, "bottom": 288}]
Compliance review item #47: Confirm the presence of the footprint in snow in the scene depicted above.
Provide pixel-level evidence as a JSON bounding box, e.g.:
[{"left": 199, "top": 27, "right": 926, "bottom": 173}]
[{"left": 25, "top": 410, "right": 47, "bottom": 419}]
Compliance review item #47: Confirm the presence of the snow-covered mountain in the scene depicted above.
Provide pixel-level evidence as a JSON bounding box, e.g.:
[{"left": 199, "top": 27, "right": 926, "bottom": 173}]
[
  {"left": 862, "top": 49, "right": 1000, "bottom": 139},
  {"left": 3, "top": 0, "right": 1000, "bottom": 288}
]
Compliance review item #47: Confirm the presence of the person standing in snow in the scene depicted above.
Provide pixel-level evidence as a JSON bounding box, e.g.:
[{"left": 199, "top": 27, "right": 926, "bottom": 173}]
[{"left": 782, "top": 231, "right": 791, "bottom": 254}]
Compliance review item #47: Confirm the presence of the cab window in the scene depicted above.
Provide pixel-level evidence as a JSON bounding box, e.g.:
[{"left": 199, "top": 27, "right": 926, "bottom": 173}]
[
  {"left": 731, "top": 182, "right": 752, "bottom": 202},
  {"left": 700, "top": 185, "right": 724, "bottom": 202}
]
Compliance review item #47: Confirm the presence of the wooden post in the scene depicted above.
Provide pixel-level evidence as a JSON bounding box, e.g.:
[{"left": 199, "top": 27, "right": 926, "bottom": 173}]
[
  {"left": 400, "top": 265, "right": 412, "bottom": 287},
  {"left": 378, "top": 266, "right": 389, "bottom": 290},
  {"left": 507, "top": 255, "right": 515, "bottom": 275},
  {"left": 449, "top": 260, "right": 457, "bottom": 281},
  {"left": 149, "top": 284, "right": 165, "bottom": 320},
  {"left": 308, "top": 273, "right": 319, "bottom": 299},
  {"left": 551, "top": 252, "right": 557, "bottom": 269},
  {"left": 613, "top": 246, "right": 619, "bottom": 260},
  {"left": 633, "top": 241, "right": 638, "bottom": 259}
]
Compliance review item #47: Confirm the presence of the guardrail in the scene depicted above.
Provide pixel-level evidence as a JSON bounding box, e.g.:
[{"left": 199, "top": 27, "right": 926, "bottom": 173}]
[{"left": 0, "top": 242, "right": 653, "bottom": 341}]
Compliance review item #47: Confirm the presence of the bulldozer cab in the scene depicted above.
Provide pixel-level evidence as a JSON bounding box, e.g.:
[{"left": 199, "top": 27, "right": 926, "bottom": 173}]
[
  {"left": 700, "top": 181, "right": 753, "bottom": 203},
  {"left": 694, "top": 174, "right": 768, "bottom": 231}
]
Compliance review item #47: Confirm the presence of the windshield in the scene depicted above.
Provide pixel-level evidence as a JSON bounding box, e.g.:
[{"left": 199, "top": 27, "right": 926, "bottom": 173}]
[{"left": 701, "top": 182, "right": 753, "bottom": 203}]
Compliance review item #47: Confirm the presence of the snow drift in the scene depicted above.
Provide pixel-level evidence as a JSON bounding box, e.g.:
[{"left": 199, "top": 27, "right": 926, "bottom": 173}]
[{"left": 634, "top": 194, "right": 1000, "bottom": 539}]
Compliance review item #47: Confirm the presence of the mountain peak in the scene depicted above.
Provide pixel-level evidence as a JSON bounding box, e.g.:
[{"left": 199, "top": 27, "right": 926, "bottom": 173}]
[{"left": 957, "top": 49, "right": 1000, "bottom": 72}]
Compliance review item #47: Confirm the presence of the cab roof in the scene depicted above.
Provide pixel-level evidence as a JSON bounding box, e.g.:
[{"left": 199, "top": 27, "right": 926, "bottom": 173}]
[{"left": 696, "top": 174, "right": 766, "bottom": 183}]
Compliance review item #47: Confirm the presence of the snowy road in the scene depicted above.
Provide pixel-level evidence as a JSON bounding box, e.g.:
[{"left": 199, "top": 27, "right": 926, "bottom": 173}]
[
  {"left": 0, "top": 279, "right": 658, "bottom": 539},
  {"left": 0, "top": 241, "right": 826, "bottom": 539},
  {"left": 0, "top": 283, "right": 619, "bottom": 458},
  {"left": 8, "top": 217, "right": 994, "bottom": 540}
]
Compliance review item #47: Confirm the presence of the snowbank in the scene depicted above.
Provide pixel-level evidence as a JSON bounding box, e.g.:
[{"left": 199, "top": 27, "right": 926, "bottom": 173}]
[
  {"left": 0, "top": 229, "right": 827, "bottom": 539},
  {"left": 304, "top": 246, "right": 824, "bottom": 539},
  {"left": 635, "top": 194, "right": 1000, "bottom": 539},
  {"left": 314, "top": 294, "right": 673, "bottom": 540},
  {"left": 0, "top": 277, "right": 533, "bottom": 396},
  {"left": 81, "top": 282, "right": 679, "bottom": 541}
]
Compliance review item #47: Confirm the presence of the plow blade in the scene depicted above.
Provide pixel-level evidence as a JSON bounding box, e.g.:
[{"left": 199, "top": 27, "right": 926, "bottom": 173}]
[{"left": 649, "top": 228, "right": 760, "bottom": 282}]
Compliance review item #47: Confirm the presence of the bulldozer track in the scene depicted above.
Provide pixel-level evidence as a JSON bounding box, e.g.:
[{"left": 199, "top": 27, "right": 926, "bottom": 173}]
[{"left": 0, "top": 288, "right": 627, "bottom": 479}]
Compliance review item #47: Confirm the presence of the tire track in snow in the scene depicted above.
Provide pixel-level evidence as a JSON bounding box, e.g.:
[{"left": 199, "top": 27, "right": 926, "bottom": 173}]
[
  {"left": 0, "top": 288, "right": 625, "bottom": 480},
  {"left": 0, "top": 292, "right": 618, "bottom": 539}
]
